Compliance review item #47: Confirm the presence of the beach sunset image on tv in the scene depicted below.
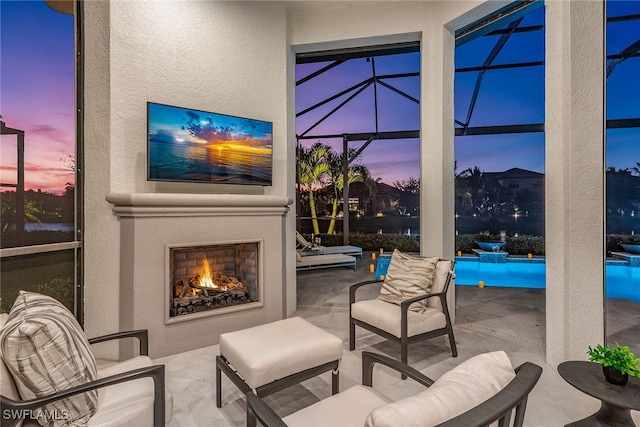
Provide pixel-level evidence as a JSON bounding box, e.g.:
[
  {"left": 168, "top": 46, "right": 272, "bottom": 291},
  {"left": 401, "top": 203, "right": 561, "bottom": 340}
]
[{"left": 147, "top": 102, "right": 273, "bottom": 185}]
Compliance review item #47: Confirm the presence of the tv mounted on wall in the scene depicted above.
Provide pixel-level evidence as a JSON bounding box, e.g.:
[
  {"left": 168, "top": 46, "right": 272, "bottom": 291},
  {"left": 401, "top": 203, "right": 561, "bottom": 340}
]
[{"left": 147, "top": 102, "right": 273, "bottom": 186}]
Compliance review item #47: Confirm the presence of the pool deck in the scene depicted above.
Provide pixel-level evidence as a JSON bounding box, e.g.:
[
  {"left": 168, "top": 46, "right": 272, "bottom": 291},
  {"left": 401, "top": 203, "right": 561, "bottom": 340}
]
[{"left": 157, "top": 251, "right": 640, "bottom": 426}]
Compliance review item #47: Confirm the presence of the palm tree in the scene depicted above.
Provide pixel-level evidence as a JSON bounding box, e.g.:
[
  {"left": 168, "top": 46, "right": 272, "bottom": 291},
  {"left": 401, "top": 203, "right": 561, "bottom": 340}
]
[
  {"left": 324, "top": 148, "right": 373, "bottom": 235},
  {"left": 297, "top": 142, "right": 329, "bottom": 234},
  {"left": 0, "top": 191, "right": 42, "bottom": 232}
]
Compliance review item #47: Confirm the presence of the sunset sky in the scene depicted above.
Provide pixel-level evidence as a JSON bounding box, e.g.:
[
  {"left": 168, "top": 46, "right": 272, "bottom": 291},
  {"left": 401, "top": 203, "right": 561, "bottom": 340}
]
[
  {"left": 296, "top": 2, "right": 639, "bottom": 184},
  {"left": 1, "top": 1, "right": 638, "bottom": 194},
  {"left": 148, "top": 102, "right": 273, "bottom": 152},
  {"left": 0, "top": 0, "right": 75, "bottom": 195}
]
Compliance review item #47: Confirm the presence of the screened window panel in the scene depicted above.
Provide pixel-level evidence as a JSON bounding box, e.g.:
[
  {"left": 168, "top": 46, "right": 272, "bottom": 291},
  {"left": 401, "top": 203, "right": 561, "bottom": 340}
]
[
  {"left": 461, "top": 67, "right": 544, "bottom": 127},
  {"left": 1, "top": 250, "right": 76, "bottom": 313},
  {"left": 454, "top": 133, "right": 545, "bottom": 174}
]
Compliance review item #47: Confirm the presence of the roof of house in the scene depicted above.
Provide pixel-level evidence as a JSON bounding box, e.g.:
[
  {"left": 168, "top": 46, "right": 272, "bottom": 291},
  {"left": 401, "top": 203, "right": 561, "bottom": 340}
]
[{"left": 484, "top": 167, "right": 544, "bottom": 180}]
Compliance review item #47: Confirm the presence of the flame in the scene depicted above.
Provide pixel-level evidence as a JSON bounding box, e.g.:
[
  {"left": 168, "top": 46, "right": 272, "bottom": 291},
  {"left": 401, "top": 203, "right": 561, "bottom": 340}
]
[{"left": 197, "top": 258, "right": 219, "bottom": 288}]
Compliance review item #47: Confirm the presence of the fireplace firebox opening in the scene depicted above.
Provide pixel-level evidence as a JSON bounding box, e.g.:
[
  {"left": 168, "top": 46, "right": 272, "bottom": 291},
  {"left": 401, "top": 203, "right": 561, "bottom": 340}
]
[{"left": 168, "top": 241, "right": 260, "bottom": 321}]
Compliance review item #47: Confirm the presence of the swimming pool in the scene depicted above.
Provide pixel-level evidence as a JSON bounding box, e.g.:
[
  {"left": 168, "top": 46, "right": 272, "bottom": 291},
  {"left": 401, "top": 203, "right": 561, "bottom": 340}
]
[{"left": 454, "top": 257, "right": 640, "bottom": 303}]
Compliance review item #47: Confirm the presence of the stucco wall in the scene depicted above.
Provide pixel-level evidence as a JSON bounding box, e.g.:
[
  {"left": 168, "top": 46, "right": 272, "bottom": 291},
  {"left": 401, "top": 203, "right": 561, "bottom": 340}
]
[
  {"left": 545, "top": 0, "right": 605, "bottom": 366},
  {"left": 84, "top": 0, "right": 290, "bottom": 355}
]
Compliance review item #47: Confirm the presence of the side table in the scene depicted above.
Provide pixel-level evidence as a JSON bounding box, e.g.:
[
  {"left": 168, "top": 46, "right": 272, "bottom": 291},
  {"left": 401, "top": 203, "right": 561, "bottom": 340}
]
[{"left": 558, "top": 361, "right": 640, "bottom": 427}]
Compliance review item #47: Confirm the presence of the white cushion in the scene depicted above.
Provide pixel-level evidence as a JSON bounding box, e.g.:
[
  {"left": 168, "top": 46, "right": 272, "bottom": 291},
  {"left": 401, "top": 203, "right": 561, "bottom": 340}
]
[
  {"left": 365, "top": 351, "right": 516, "bottom": 427},
  {"left": 378, "top": 250, "right": 438, "bottom": 313},
  {"left": 426, "top": 260, "right": 454, "bottom": 311},
  {"left": 283, "top": 384, "right": 391, "bottom": 427},
  {"left": 0, "top": 313, "right": 32, "bottom": 427},
  {"left": 89, "top": 356, "right": 173, "bottom": 426},
  {"left": 219, "top": 317, "right": 343, "bottom": 389},
  {"left": 296, "top": 253, "right": 355, "bottom": 267},
  {"left": 0, "top": 313, "right": 20, "bottom": 401},
  {"left": 351, "top": 299, "right": 446, "bottom": 338},
  {"left": 0, "top": 291, "right": 99, "bottom": 426}
]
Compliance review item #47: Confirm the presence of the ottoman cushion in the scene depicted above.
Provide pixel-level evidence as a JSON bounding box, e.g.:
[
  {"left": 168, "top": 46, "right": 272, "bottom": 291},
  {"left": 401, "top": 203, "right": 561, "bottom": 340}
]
[{"left": 219, "top": 317, "right": 343, "bottom": 389}]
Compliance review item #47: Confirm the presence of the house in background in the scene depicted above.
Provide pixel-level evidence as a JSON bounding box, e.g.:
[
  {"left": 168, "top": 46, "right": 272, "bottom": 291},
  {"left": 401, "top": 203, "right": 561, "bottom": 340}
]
[
  {"left": 80, "top": 1, "right": 607, "bottom": 367},
  {"left": 487, "top": 167, "right": 545, "bottom": 191}
]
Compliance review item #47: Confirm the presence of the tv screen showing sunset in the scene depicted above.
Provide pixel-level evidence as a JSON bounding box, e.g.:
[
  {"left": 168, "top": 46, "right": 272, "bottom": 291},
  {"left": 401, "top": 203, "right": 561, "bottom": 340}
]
[{"left": 147, "top": 102, "right": 273, "bottom": 185}]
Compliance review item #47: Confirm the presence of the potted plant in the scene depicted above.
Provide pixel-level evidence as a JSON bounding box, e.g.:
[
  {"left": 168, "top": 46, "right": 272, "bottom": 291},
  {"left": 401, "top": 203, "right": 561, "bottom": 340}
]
[{"left": 587, "top": 343, "right": 640, "bottom": 385}]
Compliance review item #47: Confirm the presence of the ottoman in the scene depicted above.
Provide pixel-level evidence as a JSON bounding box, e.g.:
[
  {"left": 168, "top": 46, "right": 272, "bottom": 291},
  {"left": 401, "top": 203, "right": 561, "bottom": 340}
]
[{"left": 216, "top": 317, "right": 343, "bottom": 408}]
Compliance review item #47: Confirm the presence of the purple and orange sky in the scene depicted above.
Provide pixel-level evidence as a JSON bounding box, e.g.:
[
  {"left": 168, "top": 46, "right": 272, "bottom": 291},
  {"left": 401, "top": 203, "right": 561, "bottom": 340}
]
[
  {"left": 1, "top": 0, "right": 75, "bottom": 195},
  {"left": 1, "top": 1, "right": 638, "bottom": 194}
]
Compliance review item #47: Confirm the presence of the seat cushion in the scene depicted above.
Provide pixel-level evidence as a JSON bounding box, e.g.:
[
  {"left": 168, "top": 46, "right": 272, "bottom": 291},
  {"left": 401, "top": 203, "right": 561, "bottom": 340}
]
[
  {"left": 351, "top": 299, "right": 446, "bottom": 338},
  {"left": 378, "top": 250, "right": 438, "bottom": 313},
  {"left": 365, "top": 351, "right": 516, "bottom": 427},
  {"left": 219, "top": 317, "right": 343, "bottom": 389},
  {"left": 283, "top": 384, "right": 391, "bottom": 427},
  {"left": 0, "top": 291, "right": 99, "bottom": 427},
  {"left": 89, "top": 356, "right": 173, "bottom": 426}
]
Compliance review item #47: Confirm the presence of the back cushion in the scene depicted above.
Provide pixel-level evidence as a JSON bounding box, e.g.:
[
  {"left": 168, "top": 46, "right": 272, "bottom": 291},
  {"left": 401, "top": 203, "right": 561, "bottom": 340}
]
[
  {"left": 365, "top": 351, "right": 516, "bottom": 427},
  {"left": 426, "top": 260, "right": 454, "bottom": 311},
  {"left": 0, "top": 291, "right": 99, "bottom": 427},
  {"left": 378, "top": 250, "right": 438, "bottom": 313}
]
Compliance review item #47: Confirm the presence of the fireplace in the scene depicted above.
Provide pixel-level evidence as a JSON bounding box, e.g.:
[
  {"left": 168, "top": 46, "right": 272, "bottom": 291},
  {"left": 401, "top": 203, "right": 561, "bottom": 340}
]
[
  {"left": 106, "top": 192, "right": 289, "bottom": 358},
  {"left": 168, "top": 241, "right": 261, "bottom": 320}
]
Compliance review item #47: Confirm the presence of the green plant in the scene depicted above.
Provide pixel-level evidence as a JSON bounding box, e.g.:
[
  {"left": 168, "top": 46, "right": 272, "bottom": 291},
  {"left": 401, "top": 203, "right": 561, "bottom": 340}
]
[{"left": 587, "top": 343, "right": 640, "bottom": 377}]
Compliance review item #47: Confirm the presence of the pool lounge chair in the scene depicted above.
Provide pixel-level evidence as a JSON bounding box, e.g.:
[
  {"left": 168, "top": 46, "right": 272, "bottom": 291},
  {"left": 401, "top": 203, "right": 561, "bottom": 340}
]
[
  {"left": 296, "top": 231, "right": 363, "bottom": 258},
  {"left": 296, "top": 251, "right": 357, "bottom": 271}
]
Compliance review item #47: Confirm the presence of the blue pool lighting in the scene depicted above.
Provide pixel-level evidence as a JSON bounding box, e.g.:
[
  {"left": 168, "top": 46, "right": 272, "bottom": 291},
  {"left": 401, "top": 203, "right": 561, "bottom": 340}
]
[{"left": 454, "top": 257, "right": 640, "bottom": 303}]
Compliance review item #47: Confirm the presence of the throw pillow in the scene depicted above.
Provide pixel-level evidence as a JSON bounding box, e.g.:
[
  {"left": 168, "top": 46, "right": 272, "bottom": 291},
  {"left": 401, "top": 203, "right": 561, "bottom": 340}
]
[
  {"left": 365, "top": 351, "right": 516, "bottom": 427},
  {"left": 0, "top": 313, "right": 22, "bottom": 402},
  {"left": 377, "top": 250, "right": 438, "bottom": 313},
  {"left": 0, "top": 291, "right": 99, "bottom": 427}
]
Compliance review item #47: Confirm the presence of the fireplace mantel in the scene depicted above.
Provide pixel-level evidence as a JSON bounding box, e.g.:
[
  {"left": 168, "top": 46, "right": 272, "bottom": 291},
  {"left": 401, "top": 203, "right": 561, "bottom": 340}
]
[
  {"left": 106, "top": 193, "right": 291, "bottom": 217},
  {"left": 105, "top": 192, "right": 291, "bottom": 358}
]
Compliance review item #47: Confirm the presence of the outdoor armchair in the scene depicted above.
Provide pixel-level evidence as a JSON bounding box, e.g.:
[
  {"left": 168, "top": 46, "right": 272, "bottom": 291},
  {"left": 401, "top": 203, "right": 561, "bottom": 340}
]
[
  {"left": 246, "top": 350, "right": 543, "bottom": 427},
  {"left": 350, "top": 258, "right": 457, "bottom": 374},
  {"left": 1, "top": 292, "right": 172, "bottom": 427}
]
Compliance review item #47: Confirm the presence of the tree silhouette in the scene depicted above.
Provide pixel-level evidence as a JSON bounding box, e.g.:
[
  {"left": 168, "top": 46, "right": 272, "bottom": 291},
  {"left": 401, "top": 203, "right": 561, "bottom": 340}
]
[
  {"left": 297, "top": 143, "right": 329, "bottom": 234},
  {"left": 324, "top": 147, "right": 374, "bottom": 234},
  {"left": 0, "top": 192, "right": 42, "bottom": 232},
  {"left": 606, "top": 167, "right": 640, "bottom": 216},
  {"left": 393, "top": 177, "right": 420, "bottom": 216}
]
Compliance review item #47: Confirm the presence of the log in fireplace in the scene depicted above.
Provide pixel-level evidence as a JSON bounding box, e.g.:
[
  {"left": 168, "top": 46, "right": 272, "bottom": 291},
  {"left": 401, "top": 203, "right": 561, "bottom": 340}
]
[{"left": 169, "top": 242, "right": 260, "bottom": 318}]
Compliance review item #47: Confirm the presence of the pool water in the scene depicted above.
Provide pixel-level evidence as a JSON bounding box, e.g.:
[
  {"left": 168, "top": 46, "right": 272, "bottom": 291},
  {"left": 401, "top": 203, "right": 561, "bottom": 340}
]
[{"left": 454, "top": 258, "right": 640, "bottom": 303}]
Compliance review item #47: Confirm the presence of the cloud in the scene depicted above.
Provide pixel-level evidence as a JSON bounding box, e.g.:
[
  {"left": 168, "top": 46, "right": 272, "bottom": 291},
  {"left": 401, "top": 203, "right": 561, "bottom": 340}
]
[
  {"left": 29, "top": 123, "right": 69, "bottom": 144},
  {"left": 149, "top": 129, "right": 178, "bottom": 144}
]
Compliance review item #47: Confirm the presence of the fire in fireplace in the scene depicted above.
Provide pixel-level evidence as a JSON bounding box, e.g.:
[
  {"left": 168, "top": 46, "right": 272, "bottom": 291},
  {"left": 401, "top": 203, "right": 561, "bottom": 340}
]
[{"left": 169, "top": 242, "right": 260, "bottom": 318}]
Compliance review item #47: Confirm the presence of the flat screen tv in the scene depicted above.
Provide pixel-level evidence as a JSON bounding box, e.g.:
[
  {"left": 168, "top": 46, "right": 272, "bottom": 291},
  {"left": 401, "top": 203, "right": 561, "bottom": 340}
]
[{"left": 147, "top": 102, "right": 273, "bottom": 185}]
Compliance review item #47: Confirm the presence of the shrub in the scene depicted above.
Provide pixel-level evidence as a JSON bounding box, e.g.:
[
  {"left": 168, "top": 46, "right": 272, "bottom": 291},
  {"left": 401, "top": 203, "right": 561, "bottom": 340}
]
[
  {"left": 606, "top": 234, "right": 640, "bottom": 255},
  {"left": 308, "top": 233, "right": 420, "bottom": 252},
  {"left": 38, "top": 278, "right": 75, "bottom": 313},
  {"left": 504, "top": 235, "right": 545, "bottom": 255}
]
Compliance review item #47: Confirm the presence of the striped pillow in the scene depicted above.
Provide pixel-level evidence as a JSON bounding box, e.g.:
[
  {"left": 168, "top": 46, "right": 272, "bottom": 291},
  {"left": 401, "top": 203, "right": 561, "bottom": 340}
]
[
  {"left": 378, "top": 250, "right": 438, "bottom": 313},
  {"left": 0, "top": 291, "right": 99, "bottom": 426}
]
